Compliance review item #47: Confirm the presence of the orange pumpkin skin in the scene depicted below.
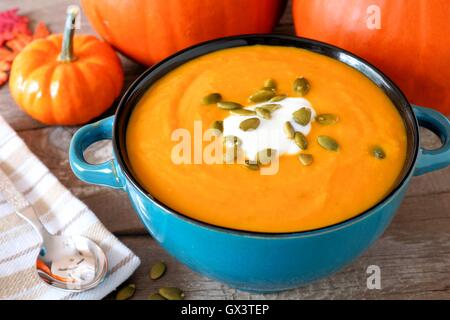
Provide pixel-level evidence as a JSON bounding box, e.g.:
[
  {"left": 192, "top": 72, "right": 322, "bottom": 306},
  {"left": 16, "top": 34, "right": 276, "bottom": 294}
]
[
  {"left": 9, "top": 34, "right": 124, "bottom": 125},
  {"left": 81, "top": 0, "right": 287, "bottom": 66},
  {"left": 293, "top": 0, "right": 450, "bottom": 115}
]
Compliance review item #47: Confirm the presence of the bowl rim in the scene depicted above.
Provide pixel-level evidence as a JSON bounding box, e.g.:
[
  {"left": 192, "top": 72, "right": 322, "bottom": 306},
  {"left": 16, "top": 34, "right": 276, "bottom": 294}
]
[{"left": 112, "top": 34, "right": 419, "bottom": 238}]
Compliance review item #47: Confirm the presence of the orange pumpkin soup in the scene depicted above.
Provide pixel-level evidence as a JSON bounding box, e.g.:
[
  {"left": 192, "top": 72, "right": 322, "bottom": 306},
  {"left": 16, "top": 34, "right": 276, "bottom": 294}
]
[{"left": 126, "top": 45, "right": 407, "bottom": 233}]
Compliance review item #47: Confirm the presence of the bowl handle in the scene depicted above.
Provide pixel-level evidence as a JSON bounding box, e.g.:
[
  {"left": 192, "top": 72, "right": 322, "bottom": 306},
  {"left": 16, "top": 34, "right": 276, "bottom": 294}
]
[
  {"left": 413, "top": 105, "right": 450, "bottom": 176},
  {"left": 69, "top": 116, "right": 125, "bottom": 189}
]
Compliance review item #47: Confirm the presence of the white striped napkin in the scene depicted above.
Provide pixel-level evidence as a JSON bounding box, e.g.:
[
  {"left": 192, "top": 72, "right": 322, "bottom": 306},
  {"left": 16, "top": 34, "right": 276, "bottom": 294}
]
[{"left": 0, "top": 116, "right": 140, "bottom": 300}]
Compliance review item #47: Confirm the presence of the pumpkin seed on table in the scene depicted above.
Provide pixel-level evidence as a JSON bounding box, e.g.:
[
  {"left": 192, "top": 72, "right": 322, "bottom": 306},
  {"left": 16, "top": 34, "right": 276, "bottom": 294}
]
[
  {"left": 116, "top": 284, "right": 135, "bottom": 300},
  {"left": 249, "top": 89, "right": 276, "bottom": 103},
  {"left": 293, "top": 77, "right": 311, "bottom": 96},
  {"left": 283, "top": 121, "right": 295, "bottom": 139},
  {"left": 159, "top": 287, "right": 185, "bottom": 300},
  {"left": 372, "top": 146, "right": 386, "bottom": 159},
  {"left": 239, "top": 117, "right": 260, "bottom": 131},
  {"left": 255, "top": 107, "right": 272, "bottom": 119},
  {"left": 149, "top": 261, "right": 166, "bottom": 280},
  {"left": 210, "top": 120, "right": 223, "bottom": 133},
  {"left": 217, "top": 101, "right": 243, "bottom": 110},
  {"left": 298, "top": 153, "right": 313, "bottom": 166},
  {"left": 316, "top": 113, "right": 339, "bottom": 125},
  {"left": 294, "top": 132, "right": 308, "bottom": 150},
  {"left": 318, "top": 135, "right": 339, "bottom": 151},
  {"left": 230, "top": 109, "right": 256, "bottom": 116},
  {"left": 148, "top": 293, "right": 166, "bottom": 300},
  {"left": 202, "top": 93, "right": 222, "bottom": 105},
  {"left": 269, "top": 94, "right": 287, "bottom": 102},
  {"left": 293, "top": 107, "right": 312, "bottom": 126},
  {"left": 243, "top": 159, "right": 260, "bottom": 171},
  {"left": 257, "top": 148, "right": 277, "bottom": 165}
]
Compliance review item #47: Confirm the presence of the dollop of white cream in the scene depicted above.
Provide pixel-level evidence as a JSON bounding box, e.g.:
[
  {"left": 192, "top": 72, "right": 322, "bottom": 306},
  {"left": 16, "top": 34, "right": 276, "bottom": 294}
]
[{"left": 222, "top": 98, "right": 316, "bottom": 160}]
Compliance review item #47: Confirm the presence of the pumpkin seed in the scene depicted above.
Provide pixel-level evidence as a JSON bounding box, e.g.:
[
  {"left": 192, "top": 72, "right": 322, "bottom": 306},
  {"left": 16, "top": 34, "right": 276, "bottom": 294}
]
[
  {"left": 261, "top": 103, "right": 281, "bottom": 112},
  {"left": 298, "top": 153, "right": 313, "bottom": 166},
  {"left": 217, "top": 101, "right": 243, "bottom": 110},
  {"left": 293, "top": 77, "right": 311, "bottom": 96},
  {"left": 293, "top": 107, "right": 311, "bottom": 126},
  {"left": 257, "top": 148, "right": 277, "bottom": 165},
  {"left": 255, "top": 107, "right": 271, "bottom": 119},
  {"left": 249, "top": 89, "right": 275, "bottom": 103},
  {"left": 149, "top": 261, "right": 166, "bottom": 280},
  {"left": 202, "top": 93, "right": 222, "bottom": 105},
  {"left": 372, "top": 146, "right": 386, "bottom": 159},
  {"left": 261, "top": 86, "right": 276, "bottom": 92},
  {"left": 116, "top": 284, "right": 135, "bottom": 300},
  {"left": 223, "top": 135, "right": 242, "bottom": 147},
  {"left": 264, "top": 78, "right": 277, "bottom": 89},
  {"left": 210, "top": 120, "right": 223, "bottom": 133},
  {"left": 269, "top": 94, "right": 287, "bottom": 102},
  {"left": 283, "top": 121, "right": 295, "bottom": 139},
  {"left": 318, "top": 136, "right": 339, "bottom": 151},
  {"left": 243, "top": 159, "right": 260, "bottom": 171},
  {"left": 230, "top": 109, "right": 256, "bottom": 116},
  {"left": 239, "top": 118, "right": 260, "bottom": 131},
  {"left": 294, "top": 132, "right": 308, "bottom": 150},
  {"left": 147, "top": 293, "right": 166, "bottom": 300},
  {"left": 316, "top": 114, "right": 339, "bottom": 125},
  {"left": 159, "top": 287, "right": 185, "bottom": 300}
]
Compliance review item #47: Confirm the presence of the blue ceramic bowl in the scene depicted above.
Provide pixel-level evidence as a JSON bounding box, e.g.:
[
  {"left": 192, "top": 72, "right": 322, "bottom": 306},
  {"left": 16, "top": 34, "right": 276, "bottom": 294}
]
[{"left": 69, "top": 35, "right": 450, "bottom": 292}]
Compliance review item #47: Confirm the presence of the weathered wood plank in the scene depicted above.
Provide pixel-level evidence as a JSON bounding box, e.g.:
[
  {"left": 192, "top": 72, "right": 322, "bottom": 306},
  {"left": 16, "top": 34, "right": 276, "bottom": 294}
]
[
  {"left": 108, "top": 191, "right": 450, "bottom": 300},
  {"left": 276, "top": 1, "right": 295, "bottom": 35}
]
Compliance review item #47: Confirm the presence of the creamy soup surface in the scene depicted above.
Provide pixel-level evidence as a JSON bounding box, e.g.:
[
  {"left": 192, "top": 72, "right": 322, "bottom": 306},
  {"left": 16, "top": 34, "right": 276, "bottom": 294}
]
[{"left": 126, "top": 45, "right": 407, "bottom": 233}]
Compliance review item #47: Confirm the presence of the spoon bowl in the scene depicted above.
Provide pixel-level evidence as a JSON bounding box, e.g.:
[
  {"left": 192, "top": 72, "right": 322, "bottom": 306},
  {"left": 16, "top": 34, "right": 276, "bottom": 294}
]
[
  {"left": 0, "top": 168, "right": 108, "bottom": 292},
  {"left": 36, "top": 234, "right": 108, "bottom": 291}
]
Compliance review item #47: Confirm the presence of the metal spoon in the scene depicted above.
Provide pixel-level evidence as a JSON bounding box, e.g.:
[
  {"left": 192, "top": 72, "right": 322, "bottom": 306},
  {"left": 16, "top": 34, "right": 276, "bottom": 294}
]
[{"left": 0, "top": 168, "right": 107, "bottom": 292}]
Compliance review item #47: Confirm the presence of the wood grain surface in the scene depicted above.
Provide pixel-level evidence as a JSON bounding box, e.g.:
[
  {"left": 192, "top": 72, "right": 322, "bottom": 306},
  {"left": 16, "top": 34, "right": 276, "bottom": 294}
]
[{"left": 0, "top": 0, "right": 449, "bottom": 300}]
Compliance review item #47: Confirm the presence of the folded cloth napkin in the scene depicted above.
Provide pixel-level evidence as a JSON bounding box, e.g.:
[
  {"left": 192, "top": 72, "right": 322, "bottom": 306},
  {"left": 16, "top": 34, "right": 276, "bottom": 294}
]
[{"left": 0, "top": 116, "right": 140, "bottom": 300}]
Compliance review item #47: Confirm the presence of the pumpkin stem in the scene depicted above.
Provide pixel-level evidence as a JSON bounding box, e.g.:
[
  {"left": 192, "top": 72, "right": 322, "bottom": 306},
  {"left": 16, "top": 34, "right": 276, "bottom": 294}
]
[{"left": 58, "top": 5, "right": 79, "bottom": 62}]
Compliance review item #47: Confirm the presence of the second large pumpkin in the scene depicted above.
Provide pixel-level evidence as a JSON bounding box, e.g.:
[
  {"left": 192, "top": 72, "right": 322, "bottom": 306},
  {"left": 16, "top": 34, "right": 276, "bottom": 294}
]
[
  {"left": 293, "top": 0, "right": 450, "bottom": 115},
  {"left": 81, "top": 0, "right": 286, "bottom": 66}
]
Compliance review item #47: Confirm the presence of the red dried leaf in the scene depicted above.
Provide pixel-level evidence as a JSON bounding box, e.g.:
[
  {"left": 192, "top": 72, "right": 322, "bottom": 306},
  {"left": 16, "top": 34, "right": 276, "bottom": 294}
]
[
  {"left": 33, "top": 21, "right": 50, "bottom": 39},
  {"left": 0, "top": 71, "right": 7, "bottom": 86},
  {"left": 0, "top": 8, "right": 30, "bottom": 46},
  {"left": 0, "top": 46, "right": 14, "bottom": 62},
  {"left": 0, "top": 58, "right": 10, "bottom": 87},
  {"left": 0, "top": 60, "right": 10, "bottom": 72},
  {"left": 5, "top": 32, "right": 32, "bottom": 53},
  {"left": 0, "top": 9, "right": 51, "bottom": 87}
]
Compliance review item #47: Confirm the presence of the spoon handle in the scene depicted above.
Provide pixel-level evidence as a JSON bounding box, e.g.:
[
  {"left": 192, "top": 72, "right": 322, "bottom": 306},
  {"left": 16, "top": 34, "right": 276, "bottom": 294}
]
[{"left": 0, "top": 167, "right": 47, "bottom": 239}]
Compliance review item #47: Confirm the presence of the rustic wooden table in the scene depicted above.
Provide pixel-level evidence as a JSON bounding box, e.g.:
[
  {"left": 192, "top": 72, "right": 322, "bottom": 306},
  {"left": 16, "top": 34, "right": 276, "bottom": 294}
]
[{"left": 1, "top": 0, "right": 449, "bottom": 300}]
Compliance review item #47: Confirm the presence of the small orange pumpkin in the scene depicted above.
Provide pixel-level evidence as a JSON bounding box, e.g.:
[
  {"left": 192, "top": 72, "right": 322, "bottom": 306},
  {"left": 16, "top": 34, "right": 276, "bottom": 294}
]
[{"left": 9, "top": 6, "right": 124, "bottom": 125}]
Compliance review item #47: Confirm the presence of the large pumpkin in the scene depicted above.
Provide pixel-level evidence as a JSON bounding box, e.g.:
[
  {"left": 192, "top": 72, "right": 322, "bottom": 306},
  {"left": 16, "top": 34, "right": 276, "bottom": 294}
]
[
  {"left": 293, "top": 0, "right": 450, "bottom": 115},
  {"left": 81, "top": 0, "right": 287, "bottom": 66}
]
